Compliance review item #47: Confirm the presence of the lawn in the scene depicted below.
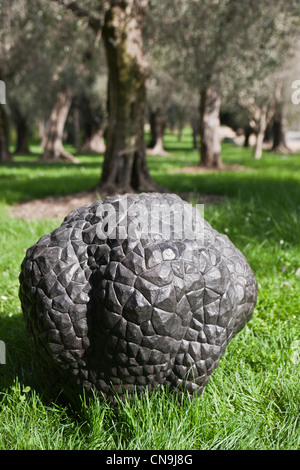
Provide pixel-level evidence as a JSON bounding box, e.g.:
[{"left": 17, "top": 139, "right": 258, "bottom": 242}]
[{"left": 0, "top": 129, "right": 299, "bottom": 450}]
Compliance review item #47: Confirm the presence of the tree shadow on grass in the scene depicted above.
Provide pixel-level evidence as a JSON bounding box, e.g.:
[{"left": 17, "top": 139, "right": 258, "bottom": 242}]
[
  {"left": 0, "top": 312, "right": 76, "bottom": 410},
  {"left": 154, "top": 171, "right": 300, "bottom": 203},
  {"left": 0, "top": 169, "right": 101, "bottom": 206},
  {"left": 0, "top": 313, "right": 35, "bottom": 392}
]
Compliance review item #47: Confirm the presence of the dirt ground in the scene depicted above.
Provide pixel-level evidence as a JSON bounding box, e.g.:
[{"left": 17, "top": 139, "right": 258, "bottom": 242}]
[
  {"left": 8, "top": 125, "right": 300, "bottom": 222},
  {"left": 9, "top": 190, "right": 101, "bottom": 221},
  {"left": 173, "top": 164, "right": 246, "bottom": 174},
  {"left": 9, "top": 190, "right": 225, "bottom": 221}
]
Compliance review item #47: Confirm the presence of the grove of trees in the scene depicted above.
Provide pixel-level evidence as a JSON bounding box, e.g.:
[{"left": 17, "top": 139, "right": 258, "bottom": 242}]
[{"left": 1, "top": 0, "right": 300, "bottom": 194}]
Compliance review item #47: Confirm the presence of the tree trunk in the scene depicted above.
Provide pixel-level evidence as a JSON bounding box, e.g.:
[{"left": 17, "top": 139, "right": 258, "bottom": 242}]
[
  {"left": 271, "top": 105, "right": 291, "bottom": 153},
  {"left": 81, "top": 127, "right": 106, "bottom": 154},
  {"left": 199, "top": 85, "right": 222, "bottom": 168},
  {"left": 15, "top": 119, "right": 30, "bottom": 154},
  {"left": 147, "top": 107, "right": 168, "bottom": 156},
  {"left": 98, "top": 0, "right": 162, "bottom": 195},
  {"left": 192, "top": 118, "right": 200, "bottom": 150},
  {"left": 177, "top": 126, "right": 183, "bottom": 142},
  {"left": 39, "top": 120, "right": 47, "bottom": 148},
  {"left": 0, "top": 104, "right": 11, "bottom": 163},
  {"left": 243, "top": 126, "right": 253, "bottom": 148},
  {"left": 263, "top": 119, "right": 273, "bottom": 144},
  {"left": 73, "top": 107, "right": 80, "bottom": 150},
  {"left": 11, "top": 104, "right": 31, "bottom": 155},
  {"left": 64, "top": 106, "right": 80, "bottom": 150},
  {"left": 253, "top": 105, "right": 267, "bottom": 159},
  {"left": 41, "top": 89, "right": 79, "bottom": 163},
  {"left": 271, "top": 81, "right": 291, "bottom": 154},
  {"left": 80, "top": 97, "right": 106, "bottom": 154}
]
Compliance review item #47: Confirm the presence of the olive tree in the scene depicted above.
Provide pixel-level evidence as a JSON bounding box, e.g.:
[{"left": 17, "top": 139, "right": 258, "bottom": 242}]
[
  {"left": 0, "top": 0, "right": 105, "bottom": 163},
  {"left": 232, "top": 2, "right": 300, "bottom": 158},
  {"left": 150, "top": 0, "right": 300, "bottom": 165},
  {"left": 53, "top": 0, "right": 162, "bottom": 194},
  {"left": 149, "top": 0, "right": 261, "bottom": 168}
]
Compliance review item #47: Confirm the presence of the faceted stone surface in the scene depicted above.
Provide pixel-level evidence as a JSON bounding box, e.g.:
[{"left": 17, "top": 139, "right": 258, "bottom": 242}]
[{"left": 19, "top": 193, "right": 257, "bottom": 402}]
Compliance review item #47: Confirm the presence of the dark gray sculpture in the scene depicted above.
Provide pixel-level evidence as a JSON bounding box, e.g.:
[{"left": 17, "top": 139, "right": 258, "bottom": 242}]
[{"left": 19, "top": 193, "right": 257, "bottom": 402}]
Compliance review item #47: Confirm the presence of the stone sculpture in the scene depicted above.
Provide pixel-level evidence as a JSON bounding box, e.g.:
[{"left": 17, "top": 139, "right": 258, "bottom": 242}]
[{"left": 19, "top": 193, "right": 257, "bottom": 402}]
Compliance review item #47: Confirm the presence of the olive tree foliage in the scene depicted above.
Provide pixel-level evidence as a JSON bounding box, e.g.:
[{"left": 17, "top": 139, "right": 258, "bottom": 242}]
[
  {"left": 35, "top": 1, "right": 106, "bottom": 162},
  {"left": 0, "top": 0, "right": 29, "bottom": 161},
  {"left": 0, "top": 0, "right": 105, "bottom": 162},
  {"left": 287, "top": 45, "right": 300, "bottom": 131},
  {"left": 149, "top": 0, "right": 300, "bottom": 164},
  {"left": 0, "top": 0, "right": 45, "bottom": 158},
  {"left": 148, "top": 0, "right": 263, "bottom": 167},
  {"left": 228, "top": 1, "right": 300, "bottom": 158}
]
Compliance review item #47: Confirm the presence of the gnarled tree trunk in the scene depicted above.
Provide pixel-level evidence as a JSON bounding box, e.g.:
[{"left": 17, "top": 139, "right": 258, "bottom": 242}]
[
  {"left": 199, "top": 85, "right": 222, "bottom": 168},
  {"left": 41, "top": 89, "right": 78, "bottom": 163},
  {"left": 98, "top": 0, "right": 162, "bottom": 195},
  {"left": 0, "top": 104, "right": 11, "bottom": 163}
]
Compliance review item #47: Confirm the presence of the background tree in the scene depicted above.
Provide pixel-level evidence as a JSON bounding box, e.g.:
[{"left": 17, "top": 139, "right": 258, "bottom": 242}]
[
  {"left": 38, "top": 1, "right": 104, "bottom": 163},
  {"left": 0, "top": 0, "right": 106, "bottom": 162},
  {"left": 0, "top": 0, "right": 27, "bottom": 162},
  {"left": 149, "top": 0, "right": 257, "bottom": 168},
  {"left": 146, "top": 80, "right": 169, "bottom": 156},
  {"left": 144, "top": 36, "right": 175, "bottom": 156},
  {"left": 0, "top": 104, "right": 10, "bottom": 162},
  {"left": 269, "top": 51, "right": 300, "bottom": 154},
  {"left": 99, "top": 0, "right": 161, "bottom": 194},
  {"left": 54, "top": 0, "right": 162, "bottom": 195},
  {"left": 144, "top": 20, "right": 199, "bottom": 154},
  {"left": 225, "top": 1, "right": 300, "bottom": 158},
  {"left": 150, "top": 0, "right": 300, "bottom": 165},
  {"left": 78, "top": 75, "right": 107, "bottom": 155}
]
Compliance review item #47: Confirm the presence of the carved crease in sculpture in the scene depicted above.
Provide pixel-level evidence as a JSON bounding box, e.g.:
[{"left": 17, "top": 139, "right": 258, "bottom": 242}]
[{"left": 19, "top": 193, "right": 257, "bottom": 402}]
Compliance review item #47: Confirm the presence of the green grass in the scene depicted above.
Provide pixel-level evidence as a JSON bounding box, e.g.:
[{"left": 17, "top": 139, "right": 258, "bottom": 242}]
[{"left": 0, "top": 129, "right": 299, "bottom": 450}]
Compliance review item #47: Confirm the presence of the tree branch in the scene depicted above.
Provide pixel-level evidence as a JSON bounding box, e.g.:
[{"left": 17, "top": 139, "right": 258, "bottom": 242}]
[{"left": 51, "top": 0, "right": 104, "bottom": 32}]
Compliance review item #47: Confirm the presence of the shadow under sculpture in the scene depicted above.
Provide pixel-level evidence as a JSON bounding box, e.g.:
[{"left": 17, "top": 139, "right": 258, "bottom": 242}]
[{"left": 19, "top": 193, "right": 257, "bottom": 403}]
